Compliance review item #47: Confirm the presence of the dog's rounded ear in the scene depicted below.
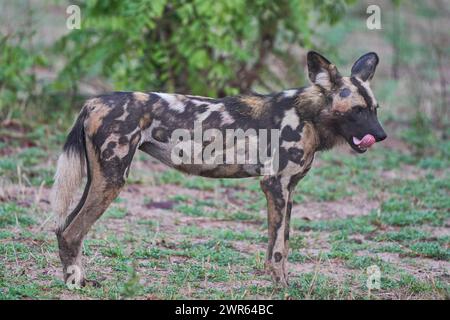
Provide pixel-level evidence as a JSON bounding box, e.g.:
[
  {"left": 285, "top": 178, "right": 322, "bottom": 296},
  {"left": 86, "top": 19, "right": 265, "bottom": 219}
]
[
  {"left": 351, "top": 52, "right": 379, "bottom": 82},
  {"left": 307, "top": 51, "right": 341, "bottom": 90}
]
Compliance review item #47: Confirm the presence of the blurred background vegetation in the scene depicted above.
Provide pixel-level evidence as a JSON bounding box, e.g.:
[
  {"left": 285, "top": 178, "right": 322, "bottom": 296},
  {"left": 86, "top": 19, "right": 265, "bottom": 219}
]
[{"left": 0, "top": 0, "right": 449, "bottom": 156}]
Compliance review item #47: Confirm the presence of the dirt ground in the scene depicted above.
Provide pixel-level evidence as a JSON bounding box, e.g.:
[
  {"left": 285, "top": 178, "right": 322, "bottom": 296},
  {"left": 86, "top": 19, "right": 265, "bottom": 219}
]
[{"left": 1, "top": 132, "right": 449, "bottom": 299}]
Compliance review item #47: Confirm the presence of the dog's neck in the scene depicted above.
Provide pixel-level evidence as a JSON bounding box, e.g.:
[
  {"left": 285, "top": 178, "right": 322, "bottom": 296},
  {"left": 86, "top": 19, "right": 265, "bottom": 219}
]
[{"left": 281, "top": 85, "right": 343, "bottom": 151}]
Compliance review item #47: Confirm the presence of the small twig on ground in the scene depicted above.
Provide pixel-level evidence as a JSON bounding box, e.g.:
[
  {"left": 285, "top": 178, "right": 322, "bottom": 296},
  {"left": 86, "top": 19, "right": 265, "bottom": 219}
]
[{"left": 307, "top": 251, "right": 323, "bottom": 298}]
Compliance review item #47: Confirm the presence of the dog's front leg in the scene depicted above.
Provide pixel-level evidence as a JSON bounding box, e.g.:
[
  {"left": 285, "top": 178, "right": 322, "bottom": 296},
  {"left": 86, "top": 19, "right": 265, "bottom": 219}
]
[{"left": 260, "top": 175, "right": 292, "bottom": 287}]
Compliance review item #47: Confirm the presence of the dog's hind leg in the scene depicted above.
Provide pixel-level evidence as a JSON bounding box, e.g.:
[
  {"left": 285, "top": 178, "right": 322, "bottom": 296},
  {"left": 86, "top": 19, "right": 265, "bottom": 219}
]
[
  {"left": 57, "top": 130, "right": 140, "bottom": 287},
  {"left": 261, "top": 172, "right": 306, "bottom": 287}
]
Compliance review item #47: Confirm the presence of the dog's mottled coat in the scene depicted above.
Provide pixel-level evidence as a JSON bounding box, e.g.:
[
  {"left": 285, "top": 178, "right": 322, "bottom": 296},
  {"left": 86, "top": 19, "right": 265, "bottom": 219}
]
[{"left": 52, "top": 51, "right": 387, "bottom": 287}]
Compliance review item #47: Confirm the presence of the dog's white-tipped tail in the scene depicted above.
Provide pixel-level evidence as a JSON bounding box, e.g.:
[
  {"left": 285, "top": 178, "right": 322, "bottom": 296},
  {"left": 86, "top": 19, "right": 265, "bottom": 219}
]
[
  {"left": 51, "top": 151, "right": 85, "bottom": 231},
  {"left": 51, "top": 108, "right": 88, "bottom": 232}
]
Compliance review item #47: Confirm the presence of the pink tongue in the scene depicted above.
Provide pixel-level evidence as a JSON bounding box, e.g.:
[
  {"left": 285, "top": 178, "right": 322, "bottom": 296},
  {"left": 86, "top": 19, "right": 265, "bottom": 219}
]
[{"left": 353, "top": 134, "right": 376, "bottom": 148}]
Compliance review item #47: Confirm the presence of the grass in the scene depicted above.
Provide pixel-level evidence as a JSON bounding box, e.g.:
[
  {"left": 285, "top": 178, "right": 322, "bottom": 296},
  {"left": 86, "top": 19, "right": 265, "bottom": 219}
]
[
  {"left": 104, "top": 207, "right": 128, "bottom": 219},
  {"left": 0, "top": 203, "right": 36, "bottom": 228},
  {"left": 0, "top": 120, "right": 449, "bottom": 300},
  {"left": 408, "top": 242, "right": 449, "bottom": 260}
]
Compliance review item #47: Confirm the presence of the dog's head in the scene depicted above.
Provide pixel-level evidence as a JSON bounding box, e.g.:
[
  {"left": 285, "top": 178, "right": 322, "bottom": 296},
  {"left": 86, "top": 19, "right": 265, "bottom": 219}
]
[{"left": 307, "top": 51, "right": 387, "bottom": 153}]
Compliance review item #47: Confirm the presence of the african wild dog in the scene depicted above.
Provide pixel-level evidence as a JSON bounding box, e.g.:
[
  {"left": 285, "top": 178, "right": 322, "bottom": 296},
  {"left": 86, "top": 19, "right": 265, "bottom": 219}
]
[{"left": 52, "top": 51, "right": 386, "bottom": 287}]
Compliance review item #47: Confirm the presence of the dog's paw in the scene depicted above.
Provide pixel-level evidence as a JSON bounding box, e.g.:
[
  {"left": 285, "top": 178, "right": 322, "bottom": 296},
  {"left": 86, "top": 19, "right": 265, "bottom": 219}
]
[{"left": 265, "top": 260, "right": 289, "bottom": 287}]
